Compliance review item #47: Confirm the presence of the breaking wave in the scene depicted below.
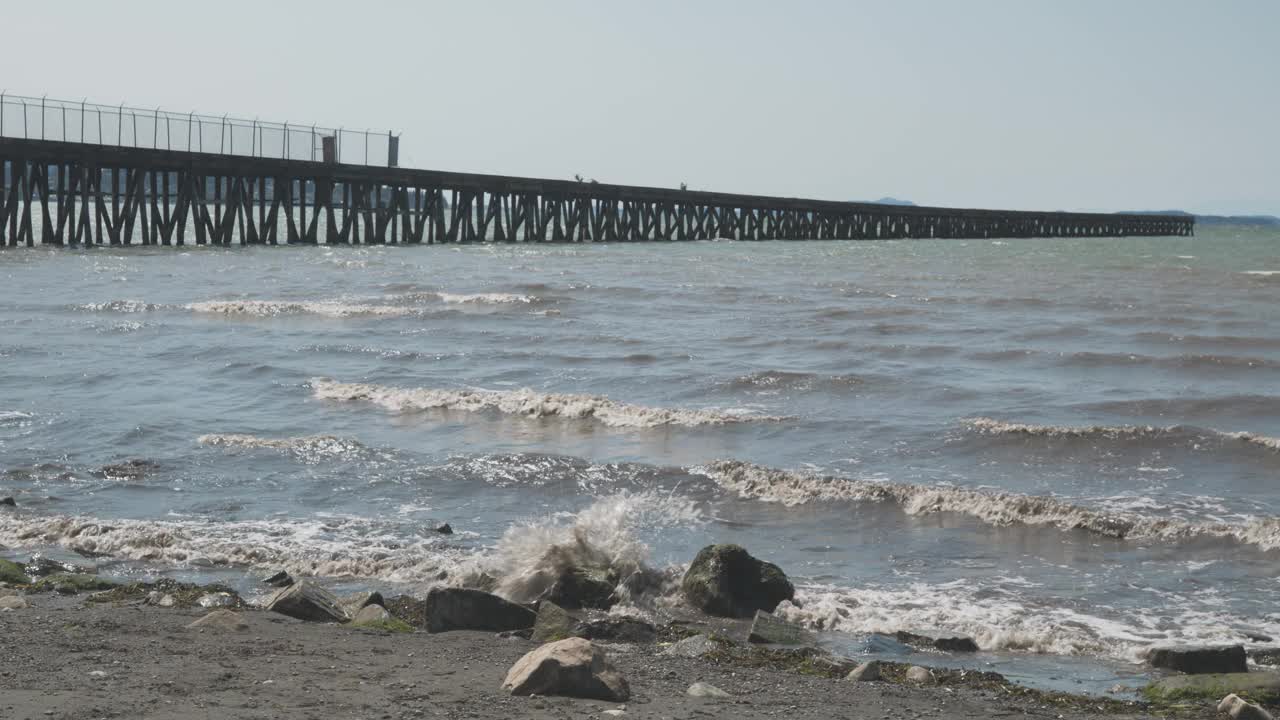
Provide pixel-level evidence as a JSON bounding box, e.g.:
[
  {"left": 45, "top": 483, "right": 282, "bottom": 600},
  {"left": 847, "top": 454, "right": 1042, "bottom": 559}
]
[
  {"left": 698, "top": 460, "right": 1280, "bottom": 550},
  {"left": 197, "top": 433, "right": 372, "bottom": 462},
  {"left": 964, "top": 417, "right": 1280, "bottom": 452},
  {"left": 186, "top": 300, "right": 416, "bottom": 318},
  {"left": 75, "top": 300, "right": 168, "bottom": 313},
  {"left": 435, "top": 292, "right": 535, "bottom": 305},
  {"left": 727, "top": 370, "right": 865, "bottom": 393},
  {"left": 310, "top": 378, "right": 787, "bottom": 428},
  {"left": 774, "top": 581, "right": 1280, "bottom": 664}
]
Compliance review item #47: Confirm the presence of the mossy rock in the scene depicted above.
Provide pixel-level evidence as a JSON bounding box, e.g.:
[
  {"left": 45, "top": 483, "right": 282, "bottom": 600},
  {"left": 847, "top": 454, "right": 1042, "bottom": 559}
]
[
  {"left": 0, "top": 559, "right": 28, "bottom": 585},
  {"left": 1143, "top": 672, "right": 1280, "bottom": 707},
  {"left": 352, "top": 617, "right": 414, "bottom": 634},
  {"left": 29, "top": 573, "right": 118, "bottom": 594},
  {"left": 84, "top": 578, "right": 244, "bottom": 608},
  {"left": 680, "top": 544, "right": 794, "bottom": 619}
]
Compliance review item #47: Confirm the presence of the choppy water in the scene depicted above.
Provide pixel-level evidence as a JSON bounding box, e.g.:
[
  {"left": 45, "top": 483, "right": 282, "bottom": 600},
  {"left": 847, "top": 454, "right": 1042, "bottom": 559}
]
[{"left": 2, "top": 228, "right": 1278, "bottom": 694}]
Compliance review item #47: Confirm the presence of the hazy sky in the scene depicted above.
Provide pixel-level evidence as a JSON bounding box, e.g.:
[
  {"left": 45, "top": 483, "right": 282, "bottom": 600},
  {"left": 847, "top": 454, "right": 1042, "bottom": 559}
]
[{"left": 9, "top": 1, "right": 1278, "bottom": 215}]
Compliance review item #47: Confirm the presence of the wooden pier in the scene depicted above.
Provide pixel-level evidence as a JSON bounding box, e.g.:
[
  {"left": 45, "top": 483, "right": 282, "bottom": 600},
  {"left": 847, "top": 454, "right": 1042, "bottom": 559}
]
[{"left": 0, "top": 136, "right": 1193, "bottom": 247}]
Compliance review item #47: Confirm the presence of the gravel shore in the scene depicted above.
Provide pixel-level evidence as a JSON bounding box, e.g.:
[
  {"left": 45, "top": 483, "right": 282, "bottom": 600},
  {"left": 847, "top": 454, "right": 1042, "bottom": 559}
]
[{"left": 0, "top": 594, "right": 1166, "bottom": 720}]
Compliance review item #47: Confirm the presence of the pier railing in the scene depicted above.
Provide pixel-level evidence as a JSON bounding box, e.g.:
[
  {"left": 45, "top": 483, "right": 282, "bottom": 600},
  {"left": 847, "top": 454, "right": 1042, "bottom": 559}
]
[{"left": 0, "top": 94, "right": 396, "bottom": 167}]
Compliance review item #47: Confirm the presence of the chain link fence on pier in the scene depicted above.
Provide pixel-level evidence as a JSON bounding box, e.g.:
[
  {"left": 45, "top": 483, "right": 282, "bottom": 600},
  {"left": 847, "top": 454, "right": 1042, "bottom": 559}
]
[{"left": 0, "top": 94, "right": 396, "bottom": 166}]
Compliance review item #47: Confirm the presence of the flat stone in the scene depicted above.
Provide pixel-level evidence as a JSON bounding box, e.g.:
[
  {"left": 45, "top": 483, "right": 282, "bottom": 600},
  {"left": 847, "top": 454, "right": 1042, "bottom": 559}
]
[
  {"left": 265, "top": 581, "right": 349, "bottom": 623},
  {"left": 573, "top": 617, "right": 657, "bottom": 644},
  {"left": 1148, "top": 644, "right": 1247, "bottom": 674},
  {"left": 187, "top": 609, "right": 248, "bottom": 631},
  {"left": 905, "top": 666, "right": 936, "bottom": 685},
  {"left": 423, "top": 587, "right": 535, "bottom": 634},
  {"left": 747, "top": 610, "right": 815, "bottom": 646},
  {"left": 501, "top": 637, "right": 629, "bottom": 702},
  {"left": 0, "top": 596, "right": 28, "bottom": 610},
  {"left": 847, "top": 660, "right": 881, "bottom": 681},
  {"left": 662, "top": 634, "right": 717, "bottom": 658},
  {"left": 263, "top": 571, "right": 294, "bottom": 587},
  {"left": 686, "top": 682, "right": 730, "bottom": 698}
]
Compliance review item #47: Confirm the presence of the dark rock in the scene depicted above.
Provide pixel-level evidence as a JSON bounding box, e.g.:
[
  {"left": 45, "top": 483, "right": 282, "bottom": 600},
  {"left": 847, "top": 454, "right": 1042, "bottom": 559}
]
[
  {"left": 263, "top": 571, "right": 294, "bottom": 587},
  {"left": 497, "top": 628, "right": 533, "bottom": 640},
  {"left": 423, "top": 587, "right": 535, "bottom": 634},
  {"left": 532, "top": 601, "right": 578, "bottom": 643},
  {"left": 934, "top": 636, "right": 980, "bottom": 653},
  {"left": 0, "top": 497, "right": 15, "bottom": 507},
  {"left": 384, "top": 595, "right": 430, "bottom": 629},
  {"left": 541, "top": 568, "right": 617, "bottom": 611},
  {"left": 265, "top": 581, "right": 349, "bottom": 623},
  {"left": 894, "top": 630, "right": 979, "bottom": 653},
  {"left": 573, "top": 617, "right": 657, "bottom": 644},
  {"left": 502, "top": 637, "right": 629, "bottom": 701},
  {"left": 680, "top": 544, "right": 794, "bottom": 619},
  {"left": 434, "top": 523, "right": 453, "bottom": 535},
  {"left": 1148, "top": 645, "right": 1247, "bottom": 674},
  {"left": 748, "top": 610, "right": 815, "bottom": 646},
  {"left": 1247, "top": 633, "right": 1275, "bottom": 643}
]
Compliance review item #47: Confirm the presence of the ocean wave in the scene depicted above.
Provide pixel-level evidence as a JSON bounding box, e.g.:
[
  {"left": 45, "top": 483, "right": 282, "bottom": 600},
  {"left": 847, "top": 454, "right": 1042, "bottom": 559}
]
[
  {"left": 0, "top": 491, "right": 701, "bottom": 604},
  {"left": 310, "top": 378, "right": 788, "bottom": 428},
  {"left": 75, "top": 300, "right": 167, "bottom": 313},
  {"left": 197, "top": 433, "right": 372, "bottom": 461},
  {"left": 436, "top": 292, "right": 535, "bottom": 305},
  {"left": 186, "top": 300, "right": 415, "bottom": 318},
  {"left": 1060, "top": 351, "right": 1280, "bottom": 372},
  {"left": 964, "top": 417, "right": 1280, "bottom": 451},
  {"left": 727, "top": 370, "right": 865, "bottom": 393},
  {"left": 698, "top": 460, "right": 1280, "bottom": 550},
  {"left": 775, "top": 581, "right": 1280, "bottom": 664}
]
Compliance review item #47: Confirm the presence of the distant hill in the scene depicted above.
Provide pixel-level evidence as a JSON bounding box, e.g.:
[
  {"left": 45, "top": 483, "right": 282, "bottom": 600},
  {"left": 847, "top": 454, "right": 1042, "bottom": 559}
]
[
  {"left": 1128, "top": 210, "right": 1280, "bottom": 227},
  {"left": 871, "top": 197, "right": 916, "bottom": 206}
]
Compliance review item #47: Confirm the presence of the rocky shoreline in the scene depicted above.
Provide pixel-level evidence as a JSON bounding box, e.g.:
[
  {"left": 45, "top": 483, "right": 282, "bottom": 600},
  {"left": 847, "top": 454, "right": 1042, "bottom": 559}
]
[{"left": 0, "top": 546, "right": 1273, "bottom": 719}]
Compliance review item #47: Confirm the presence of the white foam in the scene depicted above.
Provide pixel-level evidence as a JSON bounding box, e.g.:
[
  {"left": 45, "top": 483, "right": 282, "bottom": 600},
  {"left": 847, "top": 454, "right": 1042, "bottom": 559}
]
[
  {"left": 310, "top": 378, "right": 788, "bottom": 428},
  {"left": 965, "top": 417, "right": 1280, "bottom": 451},
  {"left": 777, "top": 581, "right": 1280, "bottom": 664},
  {"left": 699, "top": 460, "right": 1280, "bottom": 550},
  {"left": 435, "top": 292, "right": 534, "bottom": 305},
  {"left": 186, "top": 300, "right": 415, "bottom": 318},
  {"left": 1243, "top": 271, "right": 1280, "bottom": 276},
  {"left": 197, "top": 433, "right": 370, "bottom": 461},
  {"left": 76, "top": 300, "right": 165, "bottom": 313}
]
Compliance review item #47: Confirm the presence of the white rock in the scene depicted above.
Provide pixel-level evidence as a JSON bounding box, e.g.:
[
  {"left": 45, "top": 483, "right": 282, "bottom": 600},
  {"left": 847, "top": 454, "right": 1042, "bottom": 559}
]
[
  {"left": 352, "top": 604, "right": 391, "bottom": 625},
  {"left": 1220, "top": 694, "right": 1275, "bottom": 720},
  {"left": 187, "top": 609, "right": 248, "bottom": 632},
  {"left": 686, "top": 682, "right": 731, "bottom": 698},
  {"left": 502, "top": 637, "right": 629, "bottom": 702},
  {"left": 905, "top": 666, "right": 936, "bottom": 685},
  {"left": 0, "top": 596, "right": 28, "bottom": 610}
]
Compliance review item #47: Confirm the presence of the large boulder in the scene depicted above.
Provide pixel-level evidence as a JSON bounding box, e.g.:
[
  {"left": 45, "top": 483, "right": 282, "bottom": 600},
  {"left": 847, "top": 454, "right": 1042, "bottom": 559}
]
[
  {"left": 423, "top": 588, "right": 535, "bottom": 634},
  {"left": 501, "top": 637, "right": 629, "bottom": 701},
  {"left": 0, "top": 559, "right": 26, "bottom": 585},
  {"left": 680, "top": 544, "right": 794, "bottom": 618},
  {"left": 265, "top": 581, "right": 349, "bottom": 623},
  {"left": 748, "top": 610, "right": 815, "bottom": 646},
  {"left": 1147, "top": 645, "right": 1247, "bottom": 674}
]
